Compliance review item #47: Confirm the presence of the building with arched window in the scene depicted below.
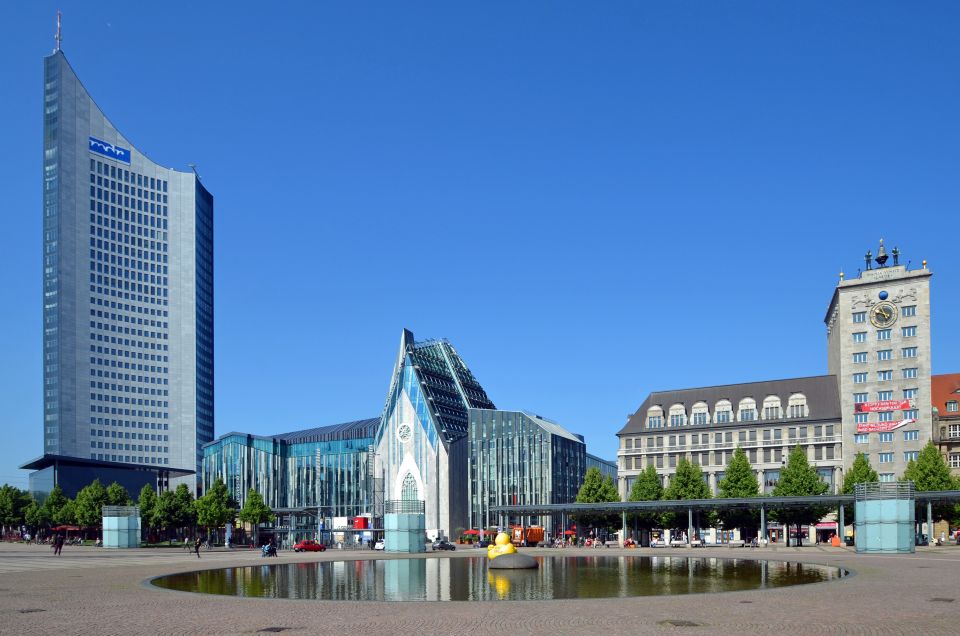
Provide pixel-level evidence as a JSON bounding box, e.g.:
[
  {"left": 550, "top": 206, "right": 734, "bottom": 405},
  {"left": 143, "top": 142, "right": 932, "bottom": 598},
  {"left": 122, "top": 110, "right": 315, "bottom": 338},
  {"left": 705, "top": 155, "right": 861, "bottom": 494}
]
[
  {"left": 617, "top": 376, "right": 842, "bottom": 498},
  {"left": 618, "top": 244, "right": 941, "bottom": 536},
  {"left": 200, "top": 328, "right": 614, "bottom": 545},
  {"left": 374, "top": 329, "right": 497, "bottom": 541}
]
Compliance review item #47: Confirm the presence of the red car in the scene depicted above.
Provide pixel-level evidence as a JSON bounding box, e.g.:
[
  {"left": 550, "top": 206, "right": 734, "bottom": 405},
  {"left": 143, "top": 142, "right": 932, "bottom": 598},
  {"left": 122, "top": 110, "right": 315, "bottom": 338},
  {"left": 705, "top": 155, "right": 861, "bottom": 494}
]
[{"left": 293, "top": 540, "right": 327, "bottom": 552}]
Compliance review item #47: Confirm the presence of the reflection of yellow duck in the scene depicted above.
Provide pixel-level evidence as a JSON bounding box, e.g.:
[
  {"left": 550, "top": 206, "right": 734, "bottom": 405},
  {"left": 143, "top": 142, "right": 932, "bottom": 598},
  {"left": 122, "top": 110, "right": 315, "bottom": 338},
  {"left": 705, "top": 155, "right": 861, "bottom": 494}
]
[
  {"left": 486, "top": 570, "right": 511, "bottom": 599},
  {"left": 487, "top": 532, "right": 517, "bottom": 560}
]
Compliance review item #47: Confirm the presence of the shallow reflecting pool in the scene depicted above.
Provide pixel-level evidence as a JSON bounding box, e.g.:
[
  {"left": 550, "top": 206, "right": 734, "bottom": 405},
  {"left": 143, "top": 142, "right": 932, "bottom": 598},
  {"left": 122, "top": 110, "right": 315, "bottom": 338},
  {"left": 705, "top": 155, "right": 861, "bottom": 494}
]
[{"left": 152, "top": 556, "right": 846, "bottom": 601}]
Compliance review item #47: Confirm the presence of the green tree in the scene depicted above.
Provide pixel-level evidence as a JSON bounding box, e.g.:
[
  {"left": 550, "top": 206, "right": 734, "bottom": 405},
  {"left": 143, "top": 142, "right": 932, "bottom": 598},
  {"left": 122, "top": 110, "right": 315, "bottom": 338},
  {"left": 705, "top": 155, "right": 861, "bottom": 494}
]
[
  {"left": 902, "top": 441, "right": 958, "bottom": 521},
  {"left": 0, "top": 485, "right": 32, "bottom": 535},
  {"left": 138, "top": 484, "right": 157, "bottom": 538},
  {"left": 237, "top": 489, "right": 275, "bottom": 546},
  {"left": 54, "top": 499, "right": 78, "bottom": 526},
  {"left": 574, "top": 468, "right": 621, "bottom": 534},
  {"left": 74, "top": 479, "right": 108, "bottom": 529},
  {"left": 842, "top": 453, "right": 879, "bottom": 494},
  {"left": 151, "top": 490, "right": 178, "bottom": 541},
  {"left": 172, "top": 483, "right": 197, "bottom": 533},
  {"left": 24, "top": 498, "right": 49, "bottom": 533},
  {"left": 105, "top": 482, "right": 132, "bottom": 506},
  {"left": 716, "top": 447, "right": 760, "bottom": 537},
  {"left": 840, "top": 452, "right": 880, "bottom": 532},
  {"left": 772, "top": 445, "right": 829, "bottom": 546},
  {"left": 41, "top": 484, "right": 69, "bottom": 525},
  {"left": 195, "top": 479, "right": 235, "bottom": 538},
  {"left": 902, "top": 441, "right": 956, "bottom": 491},
  {"left": 663, "top": 458, "right": 712, "bottom": 534},
  {"left": 628, "top": 465, "right": 663, "bottom": 535}
]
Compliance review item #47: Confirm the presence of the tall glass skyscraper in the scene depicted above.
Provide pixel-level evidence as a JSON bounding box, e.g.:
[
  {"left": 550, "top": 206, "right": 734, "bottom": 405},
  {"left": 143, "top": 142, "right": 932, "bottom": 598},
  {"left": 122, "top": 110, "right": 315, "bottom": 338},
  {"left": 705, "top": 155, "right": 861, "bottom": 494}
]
[{"left": 38, "top": 49, "right": 213, "bottom": 490}]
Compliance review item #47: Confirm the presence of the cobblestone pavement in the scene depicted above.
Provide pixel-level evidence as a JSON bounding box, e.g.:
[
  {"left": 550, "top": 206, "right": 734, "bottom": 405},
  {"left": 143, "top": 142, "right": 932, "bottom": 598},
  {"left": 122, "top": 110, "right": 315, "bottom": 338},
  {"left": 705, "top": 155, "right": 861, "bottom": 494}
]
[{"left": 1, "top": 542, "right": 958, "bottom": 635}]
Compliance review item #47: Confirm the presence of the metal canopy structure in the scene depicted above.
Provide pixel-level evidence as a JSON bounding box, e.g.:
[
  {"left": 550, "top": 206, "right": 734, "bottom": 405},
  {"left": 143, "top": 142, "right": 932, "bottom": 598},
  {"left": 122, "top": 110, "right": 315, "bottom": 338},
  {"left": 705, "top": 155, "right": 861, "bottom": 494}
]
[
  {"left": 490, "top": 490, "right": 960, "bottom": 516},
  {"left": 492, "top": 491, "right": 960, "bottom": 547}
]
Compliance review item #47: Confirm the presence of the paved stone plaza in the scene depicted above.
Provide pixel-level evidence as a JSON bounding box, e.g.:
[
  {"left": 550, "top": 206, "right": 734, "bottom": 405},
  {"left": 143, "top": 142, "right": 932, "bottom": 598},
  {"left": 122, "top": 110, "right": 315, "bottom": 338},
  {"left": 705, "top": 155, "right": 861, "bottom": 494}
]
[{"left": 1, "top": 542, "right": 958, "bottom": 634}]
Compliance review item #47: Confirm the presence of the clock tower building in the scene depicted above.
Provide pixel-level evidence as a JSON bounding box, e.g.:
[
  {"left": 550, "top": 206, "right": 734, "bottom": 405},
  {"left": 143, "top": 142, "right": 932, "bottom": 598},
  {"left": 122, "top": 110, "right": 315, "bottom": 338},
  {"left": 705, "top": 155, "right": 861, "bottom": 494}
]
[{"left": 825, "top": 241, "right": 933, "bottom": 479}]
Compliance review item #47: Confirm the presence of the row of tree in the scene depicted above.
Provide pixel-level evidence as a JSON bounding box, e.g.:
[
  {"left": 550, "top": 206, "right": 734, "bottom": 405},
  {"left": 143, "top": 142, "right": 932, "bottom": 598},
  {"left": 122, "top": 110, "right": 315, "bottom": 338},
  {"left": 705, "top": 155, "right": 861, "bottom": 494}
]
[
  {"left": 608, "top": 445, "right": 830, "bottom": 545},
  {"left": 0, "top": 480, "right": 133, "bottom": 536},
  {"left": 0, "top": 478, "right": 276, "bottom": 544},
  {"left": 577, "top": 441, "right": 959, "bottom": 546},
  {"left": 140, "top": 480, "right": 275, "bottom": 543}
]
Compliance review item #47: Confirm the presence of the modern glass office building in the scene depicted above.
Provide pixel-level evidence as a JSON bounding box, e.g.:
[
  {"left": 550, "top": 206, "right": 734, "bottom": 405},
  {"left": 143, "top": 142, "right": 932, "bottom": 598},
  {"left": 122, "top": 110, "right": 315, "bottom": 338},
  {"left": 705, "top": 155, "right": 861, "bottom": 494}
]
[
  {"left": 374, "top": 329, "right": 497, "bottom": 540},
  {"left": 200, "top": 330, "right": 614, "bottom": 542},
  {"left": 587, "top": 453, "right": 618, "bottom": 482},
  {"left": 202, "top": 418, "right": 378, "bottom": 513},
  {"left": 467, "top": 409, "right": 586, "bottom": 531},
  {"left": 31, "top": 47, "right": 213, "bottom": 493}
]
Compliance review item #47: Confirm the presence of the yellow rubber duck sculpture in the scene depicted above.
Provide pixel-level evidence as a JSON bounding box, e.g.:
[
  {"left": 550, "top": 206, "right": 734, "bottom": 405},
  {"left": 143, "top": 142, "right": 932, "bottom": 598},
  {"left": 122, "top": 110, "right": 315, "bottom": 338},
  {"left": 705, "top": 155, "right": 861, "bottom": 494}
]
[{"left": 487, "top": 532, "right": 517, "bottom": 560}]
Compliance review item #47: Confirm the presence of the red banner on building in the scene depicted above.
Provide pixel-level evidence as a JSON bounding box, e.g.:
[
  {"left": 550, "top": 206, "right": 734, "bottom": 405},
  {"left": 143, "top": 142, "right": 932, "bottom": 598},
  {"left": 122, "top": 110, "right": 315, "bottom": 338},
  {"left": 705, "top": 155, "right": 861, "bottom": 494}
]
[
  {"left": 854, "top": 399, "right": 911, "bottom": 413},
  {"left": 856, "top": 418, "right": 916, "bottom": 434}
]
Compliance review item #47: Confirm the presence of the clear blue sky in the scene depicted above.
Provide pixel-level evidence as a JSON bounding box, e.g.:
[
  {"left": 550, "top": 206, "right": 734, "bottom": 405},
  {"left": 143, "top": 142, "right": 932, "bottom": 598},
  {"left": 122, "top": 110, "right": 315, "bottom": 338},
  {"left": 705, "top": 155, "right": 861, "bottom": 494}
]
[{"left": 1, "top": 2, "right": 958, "bottom": 488}]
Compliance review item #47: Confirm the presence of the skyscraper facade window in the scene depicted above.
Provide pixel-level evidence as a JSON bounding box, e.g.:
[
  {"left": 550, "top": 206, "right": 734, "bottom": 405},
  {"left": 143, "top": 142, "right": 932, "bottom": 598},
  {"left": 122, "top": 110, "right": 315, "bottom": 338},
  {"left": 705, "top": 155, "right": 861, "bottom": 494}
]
[{"left": 37, "top": 50, "right": 213, "bottom": 492}]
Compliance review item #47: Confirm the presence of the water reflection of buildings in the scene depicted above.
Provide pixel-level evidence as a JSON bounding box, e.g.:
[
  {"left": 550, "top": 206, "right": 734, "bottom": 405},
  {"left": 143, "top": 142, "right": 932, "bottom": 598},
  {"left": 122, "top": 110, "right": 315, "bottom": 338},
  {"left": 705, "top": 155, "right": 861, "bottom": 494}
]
[{"left": 162, "top": 555, "right": 841, "bottom": 600}]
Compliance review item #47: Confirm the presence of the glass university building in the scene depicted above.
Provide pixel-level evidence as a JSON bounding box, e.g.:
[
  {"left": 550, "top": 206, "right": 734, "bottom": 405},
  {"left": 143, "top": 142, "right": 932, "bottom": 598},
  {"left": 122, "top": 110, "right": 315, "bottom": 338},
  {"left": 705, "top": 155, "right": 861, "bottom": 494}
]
[
  {"left": 467, "top": 409, "right": 587, "bottom": 530},
  {"left": 37, "top": 50, "right": 213, "bottom": 490},
  {"left": 374, "top": 329, "right": 497, "bottom": 539},
  {"left": 201, "top": 419, "right": 378, "bottom": 514},
  {"left": 202, "top": 330, "right": 614, "bottom": 542}
]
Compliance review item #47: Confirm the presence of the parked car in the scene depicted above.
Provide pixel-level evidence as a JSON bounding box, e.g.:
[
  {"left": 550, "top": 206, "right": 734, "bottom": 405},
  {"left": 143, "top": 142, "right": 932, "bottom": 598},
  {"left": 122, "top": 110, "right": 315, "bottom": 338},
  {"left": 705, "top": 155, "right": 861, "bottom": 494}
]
[
  {"left": 293, "top": 539, "right": 327, "bottom": 552},
  {"left": 373, "top": 540, "right": 385, "bottom": 551},
  {"left": 432, "top": 540, "right": 456, "bottom": 551}
]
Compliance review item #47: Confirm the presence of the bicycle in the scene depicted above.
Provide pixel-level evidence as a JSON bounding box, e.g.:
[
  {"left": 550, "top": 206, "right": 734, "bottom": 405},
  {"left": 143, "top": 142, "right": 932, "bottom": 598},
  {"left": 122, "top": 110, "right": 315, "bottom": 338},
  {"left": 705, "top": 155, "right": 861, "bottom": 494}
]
[{"left": 202, "top": 540, "right": 212, "bottom": 551}]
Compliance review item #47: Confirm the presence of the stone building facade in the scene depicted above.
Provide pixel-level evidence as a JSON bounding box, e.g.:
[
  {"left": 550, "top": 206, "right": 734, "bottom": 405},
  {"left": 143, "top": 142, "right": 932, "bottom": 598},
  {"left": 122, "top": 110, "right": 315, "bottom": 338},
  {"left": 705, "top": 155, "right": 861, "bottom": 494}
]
[
  {"left": 618, "top": 243, "right": 937, "bottom": 497},
  {"left": 825, "top": 248, "right": 932, "bottom": 479},
  {"left": 616, "top": 376, "right": 843, "bottom": 498}
]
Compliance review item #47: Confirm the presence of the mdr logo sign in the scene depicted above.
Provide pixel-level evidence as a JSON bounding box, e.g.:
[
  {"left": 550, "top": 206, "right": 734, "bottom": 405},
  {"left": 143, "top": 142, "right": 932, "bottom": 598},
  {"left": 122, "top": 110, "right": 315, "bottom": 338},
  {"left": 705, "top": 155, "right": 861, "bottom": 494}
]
[{"left": 88, "top": 136, "right": 131, "bottom": 164}]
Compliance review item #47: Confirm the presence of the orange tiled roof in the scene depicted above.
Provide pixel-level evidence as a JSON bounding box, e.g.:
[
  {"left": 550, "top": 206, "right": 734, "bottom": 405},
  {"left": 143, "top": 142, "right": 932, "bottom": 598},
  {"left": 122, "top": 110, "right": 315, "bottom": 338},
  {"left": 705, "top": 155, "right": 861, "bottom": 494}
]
[{"left": 931, "top": 373, "right": 960, "bottom": 416}]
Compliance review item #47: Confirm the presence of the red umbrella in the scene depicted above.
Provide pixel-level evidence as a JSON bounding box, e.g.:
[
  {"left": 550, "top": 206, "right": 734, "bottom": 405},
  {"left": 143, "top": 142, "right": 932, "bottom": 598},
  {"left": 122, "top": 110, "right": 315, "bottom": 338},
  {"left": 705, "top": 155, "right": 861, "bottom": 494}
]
[
  {"left": 564, "top": 530, "right": 576, "bottom": 536},
  {"left": 463, "top": 529, "right": 480, "bottom": 535}
]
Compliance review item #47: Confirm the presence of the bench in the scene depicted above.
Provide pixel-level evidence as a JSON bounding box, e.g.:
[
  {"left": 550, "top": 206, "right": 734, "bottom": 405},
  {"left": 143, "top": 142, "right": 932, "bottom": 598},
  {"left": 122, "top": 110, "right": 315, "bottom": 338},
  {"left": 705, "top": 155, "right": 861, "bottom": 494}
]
[
  {"left": 669, "top": 540, "right": 686, "bottom": 547},
  {"left": 727, "top": 540, "right": 746, "bottom": 548}
]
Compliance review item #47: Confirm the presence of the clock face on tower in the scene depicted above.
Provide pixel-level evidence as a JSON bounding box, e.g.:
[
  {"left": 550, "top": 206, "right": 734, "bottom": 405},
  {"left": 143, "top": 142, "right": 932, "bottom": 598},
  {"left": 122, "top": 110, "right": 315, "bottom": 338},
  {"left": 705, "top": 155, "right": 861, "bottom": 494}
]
[
  {"left": 397, "top": 424, "right": 412, "bottom": 443},
  {"left": 870, "top": 301, "right": 898, "bottom": 328}
]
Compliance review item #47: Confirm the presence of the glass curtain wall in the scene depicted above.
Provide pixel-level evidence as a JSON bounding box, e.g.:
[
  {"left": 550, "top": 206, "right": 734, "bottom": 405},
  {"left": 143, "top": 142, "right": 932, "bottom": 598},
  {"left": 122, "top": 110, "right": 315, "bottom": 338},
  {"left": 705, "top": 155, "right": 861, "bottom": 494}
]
[
  {"left": 468, "top": 409, "right": 586, "bottom": 531},
  {"left": 201, "top": 419, "right": 376, "bottom": 515}
]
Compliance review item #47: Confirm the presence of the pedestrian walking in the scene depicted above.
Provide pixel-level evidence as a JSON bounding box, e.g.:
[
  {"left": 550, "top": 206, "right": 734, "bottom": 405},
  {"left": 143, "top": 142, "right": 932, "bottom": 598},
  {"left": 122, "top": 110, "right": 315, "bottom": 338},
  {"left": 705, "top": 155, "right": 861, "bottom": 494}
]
[
  {"left": 52, "top": 534, "right": 63, "bottom": 556},
  {"left": 194, "top": 536, "right": 202, "bottom": 559}
]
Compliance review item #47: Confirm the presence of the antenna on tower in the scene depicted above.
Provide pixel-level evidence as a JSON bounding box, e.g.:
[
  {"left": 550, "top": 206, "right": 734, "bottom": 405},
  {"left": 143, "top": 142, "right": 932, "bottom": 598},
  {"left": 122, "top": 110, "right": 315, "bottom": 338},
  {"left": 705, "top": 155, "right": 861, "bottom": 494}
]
[{"left": 55, "top": 11, "right": 62, "bottom": 52}]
